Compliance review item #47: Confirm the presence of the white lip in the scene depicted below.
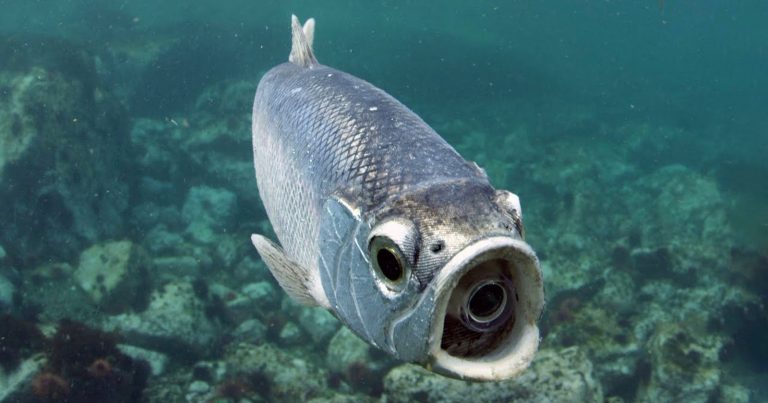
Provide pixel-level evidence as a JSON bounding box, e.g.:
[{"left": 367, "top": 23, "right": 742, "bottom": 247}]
[{"left": 428, "top": 236, "right": 544, "bottom": 381}]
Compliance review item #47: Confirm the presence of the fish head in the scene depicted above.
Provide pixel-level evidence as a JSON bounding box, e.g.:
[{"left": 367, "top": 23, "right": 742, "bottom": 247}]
[{"left": 355, "top": 181, "right": 544, "bottom": 380}]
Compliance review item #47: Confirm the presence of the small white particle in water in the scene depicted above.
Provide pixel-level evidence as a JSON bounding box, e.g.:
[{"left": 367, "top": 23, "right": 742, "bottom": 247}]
[
  {"left": 327, "top": 73, "right": 333, "bottom": 77},
  {"left": 369, "top": 106, "right": 378, "bottom": 111},
  {"left": 291, "top": 87, "right": 302, "bottom": 94}
]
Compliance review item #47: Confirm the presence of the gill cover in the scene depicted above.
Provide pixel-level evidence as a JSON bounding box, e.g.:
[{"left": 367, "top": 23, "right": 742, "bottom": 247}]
[{"left": 318, "top": 196, "right": 431, "bottom": 359}]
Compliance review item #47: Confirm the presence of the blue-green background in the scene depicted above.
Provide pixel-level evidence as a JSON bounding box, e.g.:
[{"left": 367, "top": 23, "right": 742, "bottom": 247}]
[{"left": 1, "top": 1, "right": 766, "bottom": 401}]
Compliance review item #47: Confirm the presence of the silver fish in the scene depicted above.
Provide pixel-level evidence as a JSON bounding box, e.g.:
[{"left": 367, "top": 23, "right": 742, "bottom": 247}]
[{"left": 251, "top": 15, "right": 544, "bottom": 381}]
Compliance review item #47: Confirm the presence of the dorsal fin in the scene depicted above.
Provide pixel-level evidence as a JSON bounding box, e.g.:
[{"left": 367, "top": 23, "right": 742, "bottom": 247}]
[{"left": 289, "top": 15, "right": 317, "bottom": 68}]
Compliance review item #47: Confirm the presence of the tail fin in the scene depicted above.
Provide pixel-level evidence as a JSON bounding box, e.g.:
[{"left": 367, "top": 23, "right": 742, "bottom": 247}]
[{"left": 289, "top": 15, "right": 317, "bottom": 68}]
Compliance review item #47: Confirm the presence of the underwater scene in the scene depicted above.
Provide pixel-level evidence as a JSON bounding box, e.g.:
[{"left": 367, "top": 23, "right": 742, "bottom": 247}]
[{"left": 1, "top": 1, "right": 767, "bottom": 402}]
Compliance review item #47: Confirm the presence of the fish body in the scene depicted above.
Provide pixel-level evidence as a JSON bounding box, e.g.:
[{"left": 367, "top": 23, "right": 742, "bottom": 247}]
[{"left": 251, "top": 16, "right": 544, "bottom": 380}]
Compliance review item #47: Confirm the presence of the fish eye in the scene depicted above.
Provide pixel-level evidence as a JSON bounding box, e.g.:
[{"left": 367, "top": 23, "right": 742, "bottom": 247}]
[{"left": 369, "top": 236, "right": 410, "bottom": 292}]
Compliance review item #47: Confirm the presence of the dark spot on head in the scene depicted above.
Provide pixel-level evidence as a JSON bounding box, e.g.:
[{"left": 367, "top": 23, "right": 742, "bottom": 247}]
[{"left": 430, "top": 240, "right": 444, "bottom": 254}]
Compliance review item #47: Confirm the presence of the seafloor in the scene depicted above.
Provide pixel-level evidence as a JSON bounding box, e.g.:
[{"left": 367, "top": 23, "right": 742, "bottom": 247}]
[{"left": 1, "top": 4, "right": 767, "bottom": 403}]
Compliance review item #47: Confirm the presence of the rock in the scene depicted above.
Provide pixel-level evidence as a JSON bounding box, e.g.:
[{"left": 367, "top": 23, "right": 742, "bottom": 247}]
[
  {"left": 0, "top": 61, "right": 130, "bottom": 266},
  {"left": 326, "top": 327, "right": 371, "bottom": 374},
  {"left": 308, "top": 393, "right": 378, "bottom": 403},
  {"left": 241, "top": 281, "right": 278, "bottom": 305},
  {"left": 137, "top": 177, "right": 176, "bottom": 200},
  {"left": 187, "top": 380, "right": 210, "bottom": 394},
  {"left": 234, "top": 255, "right": 271, "bottom": 283},
  {"left": 74, "top": 240, "right": 151, "bottom": 313},
  {"left": 129, "top": 119, "right": 182, "bottom": 176},
  {"left": 106, "top": 281, "right": 218, "bottom": 357},
  {"left": 299, "top": 307, "right": 340, "bottom": 345},
  {"left": 382, "top": 347, "right": 602, "bottom": 402},
  {"left": 232, "top": 319, "right": 267, "bottom": 343},
  {"left": 624, "top": 165, "right": 730, "bottom": 277},
  {"left": 182, "top": 81, "right": 260, "bottom": 204},
  {"left": 224, "top": 342, "right": 327, "bottom": 401},
  {"left": 215, "top": 234, "right": 240, "bottom": 267},
  {"left": 21, "top": 262, "right": 100, "bottom": 323},
  {"left": 218, "top": 281, "right": 278, "bottom": 323},
  {"left": 278, "top": 321, "right": 303, "bottom": 345},
  {"left": 717, "top": 383, "right": 751, "bottom": 403},
  {"left": 129, "top": 202, "right": 182, "bottom": 233},
  {"left": 118, "top": 345, "right": 169, "bottom": 376},
  {"left": 182, "top": 186, "right": 237, "bottom": 245},
  {"left": 152, "top": 256, "right": 200, "bottom": 279},
  {"left": 144, "top": 224, "right": 184, "bottom": 254},
  {"left": 637, "top": 322, "right": 723, "bottom": 402},
  {"left": 0, "top": 356, "right": 45, "bottom": 402}
]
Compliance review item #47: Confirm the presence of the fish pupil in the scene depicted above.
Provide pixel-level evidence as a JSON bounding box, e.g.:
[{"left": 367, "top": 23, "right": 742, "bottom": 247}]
[{"left": 377, "top": 248, "right": 403, "bottom": 281}]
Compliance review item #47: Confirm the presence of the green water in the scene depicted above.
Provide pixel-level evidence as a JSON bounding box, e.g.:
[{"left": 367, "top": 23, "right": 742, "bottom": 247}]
[{"left": 0, "top": 1, "right": 766, "bottom": 402}]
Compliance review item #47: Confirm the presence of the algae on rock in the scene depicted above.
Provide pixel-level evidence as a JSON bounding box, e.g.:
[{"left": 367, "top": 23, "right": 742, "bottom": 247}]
[
  {"left": 383, "top": 347, "right": 602, "bottom": 402},
  {"left": 74, "top": 240, "right": 151, "bottom": 313},
  {"left": 0, "top": 59, "right": 130, "bottom": 266}
]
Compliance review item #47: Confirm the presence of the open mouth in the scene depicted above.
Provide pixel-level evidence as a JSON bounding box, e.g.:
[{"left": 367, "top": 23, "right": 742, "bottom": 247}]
[{"left": 429, "top": 236, "right": 544, "bottom": 380}]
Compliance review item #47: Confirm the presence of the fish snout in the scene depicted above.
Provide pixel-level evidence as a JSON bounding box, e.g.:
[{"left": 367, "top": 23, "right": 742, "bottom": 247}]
[{"left": 429, "top": 236, "right": 544, "bottom": 380}]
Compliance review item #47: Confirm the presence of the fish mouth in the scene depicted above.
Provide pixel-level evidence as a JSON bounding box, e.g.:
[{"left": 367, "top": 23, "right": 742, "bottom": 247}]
[{"left": 428, "top": 236, "right": 544, "bottom": 381}]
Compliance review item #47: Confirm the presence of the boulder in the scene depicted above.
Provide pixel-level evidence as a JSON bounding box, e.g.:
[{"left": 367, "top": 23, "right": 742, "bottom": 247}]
[
  {"left": 223, "top": 342, "right": 327, "bottom": 402},
  {"left": 0, "top": 50, "right": 130, "bottom": 266},
  {"left": 383, "top": 347, "right": 602, "bottom": 402},
  {"left": 636, "top": 323, "right": 723, "bottom": 402},
  {"left": 105, "top": 281, "right": 218, "bottom": 358},
  {"left": 326, "top": 327, "right": 371, "bottom": 374},
  {"left": 74, "top": 241, "right": 151, "bottom": 313},
  {"left": 182, "top": 186, "right": 237, "bottom": 245}
]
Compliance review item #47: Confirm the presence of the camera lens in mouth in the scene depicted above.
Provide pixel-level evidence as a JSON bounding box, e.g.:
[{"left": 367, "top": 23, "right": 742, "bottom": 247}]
[
  {"left": 468, "top": 282, "right": 506, "bottom": 322},
  {"left": 459, "top": 276, "right": 515, "bottom": 333}
]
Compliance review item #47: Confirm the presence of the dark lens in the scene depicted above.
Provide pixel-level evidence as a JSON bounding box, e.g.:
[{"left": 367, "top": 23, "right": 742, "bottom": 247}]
[
  {"left": 377, "top": 248, "right": 403, "bottom": 281},
  {"left": 468, "top": 283, "right": 505, "bottom": 320}
]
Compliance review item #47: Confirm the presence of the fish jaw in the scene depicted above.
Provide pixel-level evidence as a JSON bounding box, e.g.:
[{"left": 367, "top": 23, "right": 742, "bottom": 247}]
[{"left": 396, "top": 235, "right": 544, "bottom": 381}]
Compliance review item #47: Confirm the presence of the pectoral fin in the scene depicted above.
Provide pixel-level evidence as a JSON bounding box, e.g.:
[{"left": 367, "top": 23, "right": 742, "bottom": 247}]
[{"left": 250, "top": 234, "right": 324, "bottom": 307}]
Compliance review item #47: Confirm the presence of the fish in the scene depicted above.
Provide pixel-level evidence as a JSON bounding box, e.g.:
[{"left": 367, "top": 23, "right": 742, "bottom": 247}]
[{"left": 250, "top": 15, "right": 544, "bottom": 381}]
